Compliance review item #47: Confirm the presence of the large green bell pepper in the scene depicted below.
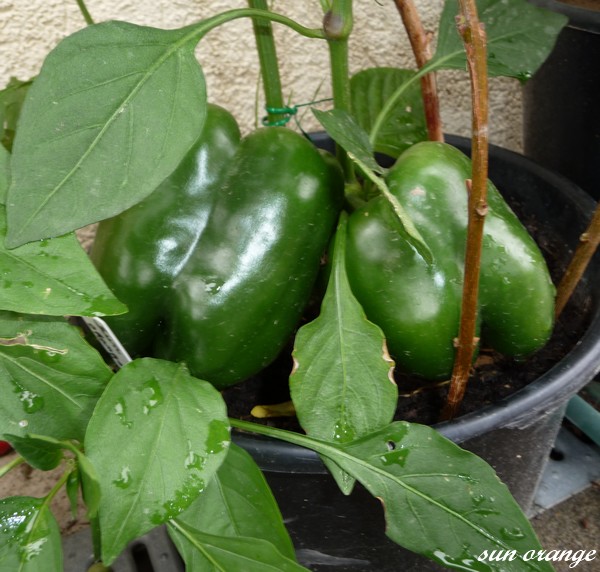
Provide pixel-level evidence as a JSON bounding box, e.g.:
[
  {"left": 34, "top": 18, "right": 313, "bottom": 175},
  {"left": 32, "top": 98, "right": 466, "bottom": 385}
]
[
  {"left": 92, "top": 106, "right": 343, "bottom": 389},
  {"left": 345, "top": 141, "right": 555, "bottom": 380},
  {"left": 91, "top": 104, "right": 242, "bottom": 356}
]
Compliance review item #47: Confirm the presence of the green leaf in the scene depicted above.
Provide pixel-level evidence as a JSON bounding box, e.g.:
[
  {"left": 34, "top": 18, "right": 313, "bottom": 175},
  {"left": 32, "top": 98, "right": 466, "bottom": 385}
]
[
  {"left": 74, "top": 450, "right": 101, "bottom": 520},
  {"left": 0, "top": 205, "right": 127, "bottom": 317},
  {"left": 312, "top": 108, "right": 383, "bottom": 174},
  {"left": 0, "top": 496, "right": 63, "bottom": 572},
  {"left": 0, "top": 78, "right": 32, "bottom": 153},
  {"left": 432, "top": 0, "right": 568, "bottom": 80},
  {"left": 350, "top": 68, "right": 427, "bottom": 158},
  {"left": 312, "top": 109, "right": 432, "bottom": 262},
  {"left": 6, "top": 21, "right": 207, "bottom": 247},
  {"left": 290, "top": 214, "right": 397, "bottom": 493},
  {"left": 231, "top": 418, "right": 554, "bottom": 572},
  {"left": 170, "top": 444, "right": 296, "bottom": 568},
  {"left": 329, "top": 422, "right": 554, "bottom": 572},
  {"left": 0, "top": 146, "right": 9, "bottom": 204},
  {"left": 168, "top": 521, "right": 309, "bottom": 572},
  {"left": 65, "top": 469, "right": 80, "bottom": 520},
  {"left": 84, "top": 358, "right": 230, "bottom": 564},
  {"left": 0, "top": 312, "right": 113, "bottom": 441},
  {"left": 0, "top": 434, "right": 63, "bottom": 471}
]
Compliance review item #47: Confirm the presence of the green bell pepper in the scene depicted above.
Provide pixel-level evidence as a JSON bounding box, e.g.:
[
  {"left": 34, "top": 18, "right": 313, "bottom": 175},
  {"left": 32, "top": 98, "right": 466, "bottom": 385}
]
[
  {"left": 91, "top": 104, "right": 241, "bottom": 356},
  {"left": 345, "top": 141, "right": 555, "bottom": 380},
  {"left": 92, "top": 106, "right": 343, "bottom": 389}
]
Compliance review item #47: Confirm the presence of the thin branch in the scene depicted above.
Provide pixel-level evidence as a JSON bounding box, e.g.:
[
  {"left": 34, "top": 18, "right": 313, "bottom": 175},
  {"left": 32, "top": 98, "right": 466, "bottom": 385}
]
[
  {"left": 74, "top": 0, "right": 95, "bottom": 25},
  {"left": 440, "top": 0, "right": 489, "bottom": 421},
  {"left": 394, "top": 0, "right": 443, "bottom": 142},
  {"left": 555, "top": 203, "right": 600, "bottom": 318}
]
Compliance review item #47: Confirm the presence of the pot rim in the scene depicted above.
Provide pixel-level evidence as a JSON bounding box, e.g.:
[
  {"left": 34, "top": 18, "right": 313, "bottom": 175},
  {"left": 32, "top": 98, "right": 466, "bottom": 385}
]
[
  {"left": 528, "top": 0, "right": 600, "bottom": 34},
  {"left": 233, "top": 136, "right": 600, "bottom": 472}
]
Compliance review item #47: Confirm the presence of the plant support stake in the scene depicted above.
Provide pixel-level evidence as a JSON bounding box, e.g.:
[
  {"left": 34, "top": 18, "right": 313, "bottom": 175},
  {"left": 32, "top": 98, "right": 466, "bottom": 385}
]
[
  {"left": 394, "top": 0, "right": 443, "bottom": 142},
  {"left": 555, "top": 202, "right": 600, "bottom": 318},
  {"left": 441, "top": 0, "right": 489, "bottom": 421}
]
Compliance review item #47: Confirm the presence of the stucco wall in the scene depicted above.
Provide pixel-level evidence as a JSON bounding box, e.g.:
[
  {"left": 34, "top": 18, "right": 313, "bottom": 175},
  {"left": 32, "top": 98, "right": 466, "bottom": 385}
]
[{"left": 0, "top": 1, "right": 523, "bottom": 150}]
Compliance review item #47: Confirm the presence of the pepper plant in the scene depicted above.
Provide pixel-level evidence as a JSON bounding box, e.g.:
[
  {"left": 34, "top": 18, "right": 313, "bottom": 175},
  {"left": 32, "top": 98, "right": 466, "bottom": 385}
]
[{"left": 0, "top": 0, "right": 574, "bottom": 570}]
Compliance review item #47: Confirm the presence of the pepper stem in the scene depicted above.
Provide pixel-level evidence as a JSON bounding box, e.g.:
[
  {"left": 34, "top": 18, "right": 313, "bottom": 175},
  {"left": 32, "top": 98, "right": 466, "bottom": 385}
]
[
  {"left": 555, "top": 203, "right": 600, "bottom": 318},
  {"left": 441, "top": 0, "right": 489, "bottom": 421},
  {"left": 393, "top": 0, "right": 443, "bottom": 142}
]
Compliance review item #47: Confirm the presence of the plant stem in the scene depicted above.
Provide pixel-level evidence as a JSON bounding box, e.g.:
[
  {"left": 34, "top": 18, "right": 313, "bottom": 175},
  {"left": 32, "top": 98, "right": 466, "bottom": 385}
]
[
  {"left": 191, "top": 8, "right": 326, "bottom": 44},
  {"left": 555, "top": 203, "right": 600, "bottom": 318},
  {"left": 248, "top": 0, "right": 285, "bottom": 125},
  {"left": 440, "top": 0, "right": 489, "bottom": 421},
  {"left": 231, "top": 417, "right": 335, "bottom": 455},
  {"left": 394, "top": 0, "right": 443, "bottom": 142},
  {"left": 324, "top": 1, "right": 355, "bottom": 183},
  {"left": 0, "top": 454, "right": 25, "bottom": 478},
  {"left": 74, "top": 0, "right": 95, "bottom": 25}
]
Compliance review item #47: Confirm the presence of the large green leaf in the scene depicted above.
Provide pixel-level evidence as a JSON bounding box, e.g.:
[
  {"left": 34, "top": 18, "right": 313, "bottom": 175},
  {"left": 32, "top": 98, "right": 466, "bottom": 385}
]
[
  {"left": 231, "top": 418, "right": 554, "bottom": 572},
  {"left": 432, "top": 0, "right": 568, "bottom": 80},
  {"left": 350, "top": 68, "right": 427, "bottom": 158},
  {"left": 169, "top": 444, "right": 297, "bottom": 569},
  {"left": 0, "top": 496, "right": 62, "bottom": 572},
  {"left": 6, "top": 21, "right": 207, "bottom": 247},
  {"left": 168, "top": 521, "right": 308, "bottom": 572},
  {"left": 0, "top": 204, "right": 127, "bottom": 317},
  {"left": 328, "top": 423, "right": 553, "bottom": 571},
  {"left": 290, "top": 214, "right": 396, "bottom": 492},
  {"left": 0, "top": 312, "right": 113, "bottom": 441},
  {"left": 85, "top": 358, "right": 230, "bottom": 564}
]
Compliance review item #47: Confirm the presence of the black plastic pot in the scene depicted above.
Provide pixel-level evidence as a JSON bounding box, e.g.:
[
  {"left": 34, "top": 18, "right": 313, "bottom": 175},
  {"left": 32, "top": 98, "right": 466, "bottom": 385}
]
[
  {"left": 232, "top": 135, "right": 600, "bottom": 572},
  {"left": 523, "top": 0, "right": 600, "bottom": 199}
]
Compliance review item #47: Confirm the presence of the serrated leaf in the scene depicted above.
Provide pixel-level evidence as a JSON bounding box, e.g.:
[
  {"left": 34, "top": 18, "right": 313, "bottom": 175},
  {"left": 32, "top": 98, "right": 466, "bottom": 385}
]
[
  {"left": 1, "top": 434, "right": 63, "bottom": 471},
  {"left": 0, "top": 204, "right": 127, "bottom": 317},
  {"left": 432, "top": 0, "right": 568, "bottom": 80},
  {"left": 85, "top": 358, "right": 230, "bottom": 564},
  {"left": 350, "top": 68, "right": 427, "bottom": 158},
  {"left": 0, "top": 496, "right": 62, "bottom": 572},
  {"left": 290, "top": 214, "right": 396, "bottom": 493},
  {"left": 0, "top": 312, "right": 113, "bottom": 441},
  {"left": 322, "top": 422, "right": 554, "bottom": 572},
  {"left": 168, "top": 521, "right": 309, "bottom": 572},
  {"left": 6, "top": 21, "right": 207, "bottom": 247},
  {"left": 170, "top": 444, "right": 296, "bottom": 568},
  {"left": 312, "top": 108, "right": 383, "bottom": 174}
]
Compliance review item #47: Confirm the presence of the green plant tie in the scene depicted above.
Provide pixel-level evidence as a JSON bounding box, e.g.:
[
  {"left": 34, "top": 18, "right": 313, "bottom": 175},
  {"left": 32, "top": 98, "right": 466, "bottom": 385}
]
[
  {"left": 262, "top": 98, "right": 334, "bottom": 127},
  {"left": 262, "top": 105, "right": 297, "bottom": 126}
]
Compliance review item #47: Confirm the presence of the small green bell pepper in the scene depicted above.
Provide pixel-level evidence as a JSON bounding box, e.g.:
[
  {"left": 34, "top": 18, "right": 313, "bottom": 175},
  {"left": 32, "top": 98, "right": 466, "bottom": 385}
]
[{"left": 346, "top": 141, "right": 555, "bottom": 380}]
